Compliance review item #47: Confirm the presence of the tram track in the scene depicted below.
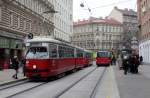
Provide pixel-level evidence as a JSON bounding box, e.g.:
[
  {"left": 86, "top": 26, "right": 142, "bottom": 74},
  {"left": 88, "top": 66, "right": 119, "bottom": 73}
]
[
  {"left": 0, "top": 80, "right": 48, "bottom": 98},
  {"left": 6, "top": 82, "right": 48, "bottom": 98},
  {"left": 90, "top": 67, "right": 107, "bottom": 98},
  {"left": 5, "top": 66, "right": 97, "bottom": 98},
  {"left": 53, "top": 67, "right": 97, "bottom": 98},
  {"left": 53, "top": 67, "right": 107, "bottom": 98},
  {"left": 0, "top": 80, "right": 29, "bottom": 91}
]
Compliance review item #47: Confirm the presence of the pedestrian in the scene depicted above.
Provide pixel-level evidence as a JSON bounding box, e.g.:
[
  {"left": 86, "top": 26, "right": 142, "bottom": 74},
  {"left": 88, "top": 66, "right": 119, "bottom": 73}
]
[
  {"left": 130, "top": 52, "right": 140, "bottom": 74},
  {"left": 12, "top": 56, "right": 19, "bottom": 79},
  {"left": 112, "top": 55, "right": 116, "bottom": 65},
  {"left": 140, "top": 55, "right": 143, "bottom": 65},
  {"left": 21, "top": 57, "right": 26, "bottom": 76},
  {"left": 122, "top": 54, "right": 130, "bottom": 75},
  {"left": 117, "top": 55, "right": 123, "bottom": 70},
  {"left": 134, "top": 54, "right": 140, "bottom": 73}
]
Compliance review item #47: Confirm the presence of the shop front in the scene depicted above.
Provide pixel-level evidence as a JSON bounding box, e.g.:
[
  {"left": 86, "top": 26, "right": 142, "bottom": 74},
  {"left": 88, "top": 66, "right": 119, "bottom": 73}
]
[{"left": 0, "top": 31, "right": 24, "bottom": 70}]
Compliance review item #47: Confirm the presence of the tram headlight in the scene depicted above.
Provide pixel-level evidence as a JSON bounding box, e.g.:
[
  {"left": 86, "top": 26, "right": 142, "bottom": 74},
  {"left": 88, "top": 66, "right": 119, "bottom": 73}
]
[{"left": 33, "top": 65, "right": 37, "bottom": 69}]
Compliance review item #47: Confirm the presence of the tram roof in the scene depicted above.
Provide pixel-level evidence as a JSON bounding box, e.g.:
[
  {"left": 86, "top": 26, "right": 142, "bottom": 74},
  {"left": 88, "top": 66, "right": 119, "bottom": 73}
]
[
  {"left": 26, "top": 36, "right": 61, "bottom": 44},
  {"left": 97, "top": 50, "right": 110, "bottom": 52}
]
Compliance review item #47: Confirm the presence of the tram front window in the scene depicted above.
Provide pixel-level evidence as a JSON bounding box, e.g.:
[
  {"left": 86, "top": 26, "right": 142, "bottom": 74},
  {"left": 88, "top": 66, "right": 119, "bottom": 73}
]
[
  {"left": 97, "top": 52, "right": 109, "bottom": 57},
  {"left": 26, "top": 47, "right": 49, "bottom": 59}
]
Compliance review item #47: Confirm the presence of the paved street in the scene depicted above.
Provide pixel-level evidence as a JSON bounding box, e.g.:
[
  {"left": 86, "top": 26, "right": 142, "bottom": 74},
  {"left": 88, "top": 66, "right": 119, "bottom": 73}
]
[
  {"left": 0, "top": 67, "right": 26, "bottom": 84},
  {"left": 1, "top": 63, "right": 150, "bottom": 98},
  {"left": 115, "top": 64, "right": 150, "bottom": 98}
]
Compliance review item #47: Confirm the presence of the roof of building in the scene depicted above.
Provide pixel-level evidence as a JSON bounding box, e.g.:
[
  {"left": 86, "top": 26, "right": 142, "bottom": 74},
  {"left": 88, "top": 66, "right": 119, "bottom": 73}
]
[
  {"left": 73, "top": 17, "right": 122, "bottom": 26},
  {"left": 114, "top": 6, "right": 137, "bottom": 16}
]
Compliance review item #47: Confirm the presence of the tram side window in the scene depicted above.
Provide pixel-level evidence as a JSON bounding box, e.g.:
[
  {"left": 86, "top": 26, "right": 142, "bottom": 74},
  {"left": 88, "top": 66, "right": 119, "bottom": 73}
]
[
  {"left": 58, "top": 46, "right": 74, "bottom": 58},
  {"left": 58, "top": 46, "right": 64, "bottom": 58},
  {"left": 49, "top": 44, "right": 57, "bottom": 58},
  {"left": 65, "top": 47, "right": 74, "bottom": 57},
  {"left": 77, "top": 50, "right": 84, "bottom": 57},
  {"left": 86, "top": 53, "right": 91, "bottom": 58}
]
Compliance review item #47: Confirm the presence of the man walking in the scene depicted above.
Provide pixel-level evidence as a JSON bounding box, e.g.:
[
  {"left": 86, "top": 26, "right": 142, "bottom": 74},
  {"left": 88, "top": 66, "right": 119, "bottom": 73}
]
[
  {"left": 12, "top": 56, "right": 19, "bottom": 79},
  {"left": 122, "top": 54, "right": 130, "bottom": 75}
]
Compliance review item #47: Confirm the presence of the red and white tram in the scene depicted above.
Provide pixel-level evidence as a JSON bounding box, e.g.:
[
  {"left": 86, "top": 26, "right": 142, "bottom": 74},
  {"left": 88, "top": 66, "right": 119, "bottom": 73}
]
[
  {"left": 96, "top": 50, "right": 111, "bottom": 66},
  {"left": 25, "top": 36, "right": 92, "bottom": 79}
]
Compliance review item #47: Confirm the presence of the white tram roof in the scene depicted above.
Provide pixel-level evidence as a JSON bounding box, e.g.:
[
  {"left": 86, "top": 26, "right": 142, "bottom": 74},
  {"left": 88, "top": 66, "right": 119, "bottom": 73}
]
[
  {"left": 97, "top": 50, "right": 109, "bottom": 53},
  {"left": 26, "top": 36, "right": 61, "bottom": 44},
  {"left": 74, "top": 46, "right": 84, "bottom": 50},
  {"left": 84, "top": 49, "right": 92, "bottom": 52}
]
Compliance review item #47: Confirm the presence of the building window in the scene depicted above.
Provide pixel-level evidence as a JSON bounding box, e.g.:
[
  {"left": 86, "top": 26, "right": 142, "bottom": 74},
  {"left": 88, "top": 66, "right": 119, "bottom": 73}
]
[
  {"left": 10, "top": 12, "right": 14, "bottom": 27},
  {"left": 17, "top": 16, "right": 20, "bottom": 29},
  {"left": 29, "top": 22, "right": 32, "bottom": 32},
  {"left": 0, "top": 7, "right": 2, "bottom": 22},
  {"left": 23, "top": 19, "right": 26, "bottom": 31}
]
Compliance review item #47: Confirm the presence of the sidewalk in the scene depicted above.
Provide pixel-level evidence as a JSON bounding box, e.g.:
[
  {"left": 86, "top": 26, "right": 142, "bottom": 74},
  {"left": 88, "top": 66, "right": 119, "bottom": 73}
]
[
  {"left": 114, "top": 64, "right": 150, "bottom": 98},
  {"left": 0, "top": 67, "right": 27, "bottom": 85}
]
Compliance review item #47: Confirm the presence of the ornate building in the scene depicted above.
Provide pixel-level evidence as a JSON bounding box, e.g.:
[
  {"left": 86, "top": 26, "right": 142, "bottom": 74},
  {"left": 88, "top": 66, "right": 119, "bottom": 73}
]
[
  {"left": 72, "top": 17, "right": 123, "bottom": 52},
  {"left": 0, "top": 0, "right": 54, "bottom": 69},
  {"left": 109, "top": 7, "right": 138, "bottom": 49},
  {"left": 138, "top": 0, "right": 150, "bottom": 63}
]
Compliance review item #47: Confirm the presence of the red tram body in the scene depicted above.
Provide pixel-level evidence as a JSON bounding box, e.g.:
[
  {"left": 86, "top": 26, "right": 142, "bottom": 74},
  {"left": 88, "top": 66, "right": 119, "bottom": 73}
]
[
  {"left": 96, "top": 50, "right": 111, "bottom": 66},
  {"left": 25, "top": 36, "right": 92, "bottom": 78}
]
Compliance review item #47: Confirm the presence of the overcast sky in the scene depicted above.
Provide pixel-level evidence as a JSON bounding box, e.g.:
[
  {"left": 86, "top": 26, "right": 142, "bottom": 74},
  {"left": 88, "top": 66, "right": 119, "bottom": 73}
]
[{"left": 73, "top": 0, "right": 137, "bottom": 21}]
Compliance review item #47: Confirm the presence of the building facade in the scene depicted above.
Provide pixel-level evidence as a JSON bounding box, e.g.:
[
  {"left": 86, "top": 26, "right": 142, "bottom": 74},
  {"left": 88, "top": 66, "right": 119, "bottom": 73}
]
[
  {"left": 138, "top": 0, "right": 150, "bottom": 63},
  {"left": 0, "top": 0, "right": 54, "bottom": 69},
  {"left": 109, "top": 7, "right": 138, "bottom": 50},
  {"left": 72, "top": 17, "right": 123, "bottom": 52},
  {"left": 48, "top": 0, "right": 73, "bottom": 42}
]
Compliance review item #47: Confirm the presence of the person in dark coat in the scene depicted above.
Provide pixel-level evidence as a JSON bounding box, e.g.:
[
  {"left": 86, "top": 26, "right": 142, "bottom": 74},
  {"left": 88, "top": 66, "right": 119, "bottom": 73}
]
[
  {"left": 21, "top": 57, "right": 26, "bottom": 76},
  {"left": 12, "top": 56, "right": 19, "bottom": 79},
  {"left": 122, "top": 54, "right": 130, "bottom": 75},
  {"left": 112, "top": 55, "right": 116, "bottom": 65},
  {"left": 130, "top": 53, "right": 140, "bottom": 74},
  {"left": 140, "top": 56, "right": 143, "bottom": 65}
]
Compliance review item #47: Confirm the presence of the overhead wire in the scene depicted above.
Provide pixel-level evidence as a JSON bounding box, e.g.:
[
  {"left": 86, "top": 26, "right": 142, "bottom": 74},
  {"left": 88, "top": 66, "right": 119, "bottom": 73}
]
[
  {"left": 82, "top": 0, "right": 133, "bottom": 10},
  {"left": 80, "top": 0, "right": 92, "bottom": 15}
]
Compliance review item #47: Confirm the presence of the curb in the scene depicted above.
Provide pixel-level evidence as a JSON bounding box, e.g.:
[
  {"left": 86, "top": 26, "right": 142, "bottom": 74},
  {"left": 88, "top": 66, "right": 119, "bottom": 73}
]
[{"left": 0, "top": 78, "right": 28, "bottom": 87}]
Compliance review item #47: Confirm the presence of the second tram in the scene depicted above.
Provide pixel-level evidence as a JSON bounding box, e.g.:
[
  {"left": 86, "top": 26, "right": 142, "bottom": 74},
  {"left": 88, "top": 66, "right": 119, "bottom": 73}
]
[{"left": 96, "top": 50, "right": 111, "bottom": 66}]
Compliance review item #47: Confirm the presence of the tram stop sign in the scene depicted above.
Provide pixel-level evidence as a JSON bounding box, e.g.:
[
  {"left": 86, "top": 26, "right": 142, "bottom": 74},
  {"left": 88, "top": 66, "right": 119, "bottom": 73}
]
[{"left": 28, "top": 33, "right": 33, "bottom": 39}]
